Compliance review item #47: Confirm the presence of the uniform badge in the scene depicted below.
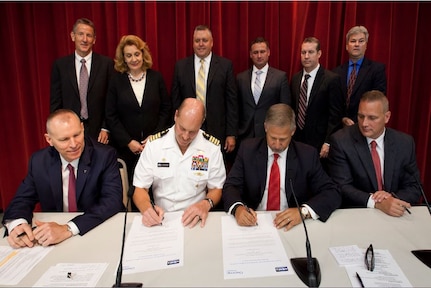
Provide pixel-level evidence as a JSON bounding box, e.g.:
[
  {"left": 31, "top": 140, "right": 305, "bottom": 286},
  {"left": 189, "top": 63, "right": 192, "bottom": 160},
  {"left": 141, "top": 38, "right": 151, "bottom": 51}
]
[{"left": 191, "top": 154, "right": 209, "bottom": 171}]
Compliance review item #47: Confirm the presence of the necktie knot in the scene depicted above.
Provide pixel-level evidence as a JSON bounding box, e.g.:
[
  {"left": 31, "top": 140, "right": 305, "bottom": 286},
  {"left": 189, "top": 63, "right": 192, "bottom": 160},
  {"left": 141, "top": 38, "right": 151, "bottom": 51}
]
[
  {"left": 371, "top": 140, "right": 377, "bottom": 149},
  {"left": 256, "top": 70, "right": 263, "bottom": 76},
  {"left": 81, "top": 58, "right": 86, "bottom": 64},
  {"left": 273, "top": 153, "right": 279, "bottom": 161},
  {"left": 304, "top": 74, "right": 311, "bottom": 80},
  {"left": 200, "top": 58, "right": 204, "bottom": 64}
]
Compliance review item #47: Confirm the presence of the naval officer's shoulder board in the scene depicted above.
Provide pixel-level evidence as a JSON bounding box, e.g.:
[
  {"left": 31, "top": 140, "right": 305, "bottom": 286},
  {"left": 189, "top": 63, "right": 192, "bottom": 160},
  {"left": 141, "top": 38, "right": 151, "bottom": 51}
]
[
  {"left": 149, "top": 129, "right": 169, "bottom": 142},
  {"left": 202, "top": 132, "right": 220, "bottom": 146}
]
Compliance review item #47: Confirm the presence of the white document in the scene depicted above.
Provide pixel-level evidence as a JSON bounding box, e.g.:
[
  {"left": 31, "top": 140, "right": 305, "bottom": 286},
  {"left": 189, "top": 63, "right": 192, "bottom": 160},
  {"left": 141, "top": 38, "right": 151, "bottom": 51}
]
[
  {"left": 0, "top": 245, "right": 53, "bottom": 285},
  {"left": 221, "top": 213, "right": 293, "bottom": 279},
  {"left": 122, "top": 212, "right": 184, "bottom": 274},
  {"left": 329, "top": 245, "right": 363, "bottom": 266},
  {"left": 33, "top": 262, "right": 108, "bottom": 287},
  {"left": 344, "top": 249, "right": 412, "bottom": 287}
]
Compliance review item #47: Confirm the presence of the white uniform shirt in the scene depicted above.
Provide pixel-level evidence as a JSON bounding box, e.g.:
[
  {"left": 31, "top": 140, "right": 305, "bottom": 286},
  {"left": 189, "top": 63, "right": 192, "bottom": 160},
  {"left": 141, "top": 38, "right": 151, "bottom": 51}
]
[{"left": 133, "top": 126, "right": 226, "bottom": 212}]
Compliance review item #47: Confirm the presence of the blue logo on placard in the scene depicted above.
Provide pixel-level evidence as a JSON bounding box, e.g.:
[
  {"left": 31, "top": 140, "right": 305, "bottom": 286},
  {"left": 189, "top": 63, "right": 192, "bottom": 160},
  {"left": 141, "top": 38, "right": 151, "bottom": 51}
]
[
  {"left": 167, "top": 259, "right": 180, "bottom": 265},
  {"left": 275, "top": 266, "right": 289, "bottom": 272}
]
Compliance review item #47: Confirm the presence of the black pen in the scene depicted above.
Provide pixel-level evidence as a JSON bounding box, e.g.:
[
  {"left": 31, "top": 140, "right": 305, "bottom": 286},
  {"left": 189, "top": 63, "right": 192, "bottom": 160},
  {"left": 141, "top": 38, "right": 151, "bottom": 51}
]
[
  {"left": 391, "top": 192, "right": 411, "bottom": 214},
  {"left": 356, "top": 272, "right": 365, "bottom": 288},
  {"left": 151, "top": 200, "right": 163, "bottom": 225},
  {"left": 17, "top": 226, "right": 37, "bottom": 238},
  {"left": 245, "top": 205, "right": 258, "bottom": 226}
]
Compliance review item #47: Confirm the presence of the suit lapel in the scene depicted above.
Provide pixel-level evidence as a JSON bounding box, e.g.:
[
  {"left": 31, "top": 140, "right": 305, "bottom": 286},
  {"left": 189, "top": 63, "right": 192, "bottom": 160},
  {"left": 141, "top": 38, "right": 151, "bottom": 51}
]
[
  {"left": 76, "top": 141, "right": 92, "bottom": 204},
  {"left": 189, "top": 56, "right": 196, "bottom": 92},
  {"left": 67, "top": 55, "right": 79, "bottom": 97},
  {"left": 286, "top": 143, "right": 298, "bottom": 204},
  {"left": 246, "top": 69, "right": 255, "bottom": 106},
  {"left": 257, "top": 140, "right": 269, "bottom": 199},
  {"left": 308, "top": 67, "right": 324, "bottom": 106},
  {"left": 48, "top": 148, "right": 64, "bottom": 211},
  {"left": 88, "top": 53, "right": 99, "bottom": 92},
  {"left": 383, "top": 129, "right": 396, "bottom": 191},
  {"left": 352, "top": 126, "right": 379, "bottom": 190},
  {"left": 352, "top": 58, "right": 369, "bottom": 96},
  {"left": 207, "top": 55, "right": 219, "bottom": 89}
]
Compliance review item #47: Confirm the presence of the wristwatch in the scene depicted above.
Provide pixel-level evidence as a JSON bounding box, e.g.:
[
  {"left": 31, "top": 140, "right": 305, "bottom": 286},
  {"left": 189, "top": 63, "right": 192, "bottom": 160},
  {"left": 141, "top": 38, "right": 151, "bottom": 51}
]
[
  {"left": 205, "top": 198, "right": 214, "bottom": 210},
  {"left": 301, "top": 206, "right": 311, "bottom": 219}
]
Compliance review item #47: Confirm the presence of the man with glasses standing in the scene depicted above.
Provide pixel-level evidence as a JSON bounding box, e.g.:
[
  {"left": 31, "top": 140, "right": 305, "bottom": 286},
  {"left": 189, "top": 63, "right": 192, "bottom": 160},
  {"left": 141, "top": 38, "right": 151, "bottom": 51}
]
[
  {"left": 50, "top": 18, "right": 114, "bottom": 144},
  {"left": 333, "top": 25, "right": 386, "bottom": 127}
]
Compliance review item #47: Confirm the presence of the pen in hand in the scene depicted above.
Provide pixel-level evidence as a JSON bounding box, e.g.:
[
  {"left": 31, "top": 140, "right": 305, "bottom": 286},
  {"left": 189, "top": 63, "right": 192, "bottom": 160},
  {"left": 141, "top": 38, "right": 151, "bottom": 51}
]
[
  {"left": 391, "top": 192, "right": 412, "bottom": 214},
  {"left": 151, "top": 200, "right": 163, "bottom": 225},
  {"left": 17, "top": 226, "right": 37, "bottom": 238},
  {"left": 245, "top": 205, "right": 258, "bottom": 226}
]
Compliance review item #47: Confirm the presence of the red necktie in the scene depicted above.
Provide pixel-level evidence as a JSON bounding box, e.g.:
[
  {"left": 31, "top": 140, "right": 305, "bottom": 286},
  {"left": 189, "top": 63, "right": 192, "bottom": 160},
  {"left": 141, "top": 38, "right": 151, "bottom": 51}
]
[
  {"left": 297, "top": 74, "right": 310, "bottom": 130},
  {"left": 267, "top": 153, "right": 280, "bottom": 210},
  {"left": 346, "top": 63, "right": 357, "bottom": 108},
  {"left": 370, "top": 141, "right": 383, "bottom": 191},
  {"left": 67, "top": 164, "right": 77, "bottom": 212}
]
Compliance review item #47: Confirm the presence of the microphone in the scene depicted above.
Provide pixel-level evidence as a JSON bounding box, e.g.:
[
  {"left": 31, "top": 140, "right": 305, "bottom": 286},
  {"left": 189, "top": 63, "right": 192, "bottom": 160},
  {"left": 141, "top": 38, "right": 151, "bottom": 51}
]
[
  {"left": 113, "top": 186, "right": 143, "bottom": 287},
  {"left": 404, "top": 164, "right": 431, "bottom": 215},
  {"left": 404, "top": 165, "right": 431, "bottom": 269},
  {"left": 288, "top": 171, "right": 321, "bottom": 287}
]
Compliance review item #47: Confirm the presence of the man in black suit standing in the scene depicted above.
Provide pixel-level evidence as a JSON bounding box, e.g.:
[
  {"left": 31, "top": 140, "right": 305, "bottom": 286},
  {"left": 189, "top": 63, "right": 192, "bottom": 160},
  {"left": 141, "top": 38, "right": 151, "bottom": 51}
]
[
  {"left": 222, "top": 104, "right": 341, "bottom": 230},
  {"left": 237, "top": 37, "right": 291, "bottom": 142},
  {"left": 50, "top": 18, "right": 114, "bottom": 144},
  {"left": 171, "top": 25, "right": 238, "bottom": 157},
  {"left": 328, "top": 91, "right": 421, "bottom": 216},
  {"left": 333, "top": 26, "right": 386, "bottom": 127},
  {"left": 290, "top": 37, "right": 344, "bottom": 158}
]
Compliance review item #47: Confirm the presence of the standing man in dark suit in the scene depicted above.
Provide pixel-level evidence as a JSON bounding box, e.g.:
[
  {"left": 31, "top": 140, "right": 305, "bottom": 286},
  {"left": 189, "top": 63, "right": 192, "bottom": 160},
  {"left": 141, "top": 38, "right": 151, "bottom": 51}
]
[
  {"left": 2, "top": 109, "right": 123, "bottom": 248},
  {"left": 237, "top": 37, "right": 291, "bottom": 142},
  {"left": 333, "top": 26, "right": 387, "bottom": 126},
  {"left": 51, "top": 18, "right": 114, "bottom": 144},
  {"left": 171, "top": 25, "right": 238, "bottom": 158},
  {"left": 222, "top": 104, "right": 341, "bottom": 230},
  {"left": 291, "top": 37, "right": 344, "bottom": 158},
  {"left": 328, "top": 91, "right": 421, "bottom": 216}
]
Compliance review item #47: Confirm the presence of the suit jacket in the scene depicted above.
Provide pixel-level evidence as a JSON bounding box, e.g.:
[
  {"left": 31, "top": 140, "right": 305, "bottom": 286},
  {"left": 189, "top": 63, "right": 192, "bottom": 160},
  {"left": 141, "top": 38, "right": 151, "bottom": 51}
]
[
  {"left": 2, "top": 137, "right": 124, "bottom": 235},
  {"left": 222, "top": 138, "right": 341, "bottom": 221},
  {"left": 333, "top": 57, "right": 386, "bottom": 122},
  {"left": 291, "top": 66, "right": 344, "bottom": 150},
  {"left": 50, "top": 52, "right": 114, "bottom": 139},
  {"left": 328, "top": 124, "right": 421, "bottom": 207},
  {"left": 171, "top": 54, "right": 238, "bottom": 144},
  {"left": 106, "top": 69, "right": 172, "bottom": 178},
  {"left": 237, "top": 67, "right": 291, "bottom": 140}
]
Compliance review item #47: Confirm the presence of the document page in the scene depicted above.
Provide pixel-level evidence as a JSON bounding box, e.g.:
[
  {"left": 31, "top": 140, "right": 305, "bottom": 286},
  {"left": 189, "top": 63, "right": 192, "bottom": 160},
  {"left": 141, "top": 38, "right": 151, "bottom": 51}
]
[
  {"left": 0, "top": 245, "right": 53, "bottom": 285},
  {"left": 122, "top": 212, "right": 184, "bottom": 274},
  {"left": 32, "top": 262, "right": 108, "bottom": 287},
  {"left": 330, "top": 245, "right": 413, "bottom": 287},
  {"left": 221, "top": 213, "right": 293, "bottom": 279}
]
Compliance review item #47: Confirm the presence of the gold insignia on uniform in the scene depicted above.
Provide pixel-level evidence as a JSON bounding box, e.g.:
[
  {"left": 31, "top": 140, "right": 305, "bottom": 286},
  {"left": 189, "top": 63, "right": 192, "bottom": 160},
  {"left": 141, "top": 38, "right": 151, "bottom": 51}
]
[
  {"left": 202, "top": 132, "right": 220, "bottom": 146},
  {"left": 149, "top": 129, "right": 169, "bottom": 142}
]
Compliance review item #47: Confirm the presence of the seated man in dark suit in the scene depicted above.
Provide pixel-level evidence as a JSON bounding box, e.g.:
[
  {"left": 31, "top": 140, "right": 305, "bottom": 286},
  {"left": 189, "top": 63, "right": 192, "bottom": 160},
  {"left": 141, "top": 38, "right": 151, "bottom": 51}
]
[
  {"left": 2, "top": 109, "right": 124, "bottom": 248},
  {"left": 222, "top": 104, "right": 341, "bottom": 230},
  {"left": 328, "top": 90, "right": 421, "bottom": 216}
]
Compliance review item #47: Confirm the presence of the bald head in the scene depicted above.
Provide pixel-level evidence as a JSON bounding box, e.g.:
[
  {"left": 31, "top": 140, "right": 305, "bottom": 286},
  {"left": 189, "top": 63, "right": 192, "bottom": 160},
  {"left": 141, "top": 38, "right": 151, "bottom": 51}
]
[
  {"left": 174, "top": 98, "right": 206, "bottom": 153},
  {"left": 176, "top": 98, "right": 206, "bottom": 124}
]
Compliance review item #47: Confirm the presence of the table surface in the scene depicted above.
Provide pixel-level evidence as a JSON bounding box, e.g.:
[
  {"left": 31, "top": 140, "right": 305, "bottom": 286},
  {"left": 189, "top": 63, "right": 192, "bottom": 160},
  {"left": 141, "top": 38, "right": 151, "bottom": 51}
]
[{"left": 1, "top": 207, "right": 431, "bottom": 287}]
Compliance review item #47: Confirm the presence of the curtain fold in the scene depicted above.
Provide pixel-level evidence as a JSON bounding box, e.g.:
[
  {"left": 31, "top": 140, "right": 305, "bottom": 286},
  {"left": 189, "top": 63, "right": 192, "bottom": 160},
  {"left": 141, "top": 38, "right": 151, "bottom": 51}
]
[{"left": 1, "top": 1, "right": 430, "bottom": 209}]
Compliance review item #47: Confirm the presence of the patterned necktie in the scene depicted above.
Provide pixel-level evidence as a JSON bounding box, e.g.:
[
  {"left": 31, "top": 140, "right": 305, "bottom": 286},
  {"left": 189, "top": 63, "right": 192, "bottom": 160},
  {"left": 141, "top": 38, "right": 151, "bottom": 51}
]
[
  {"left": 67, "top": 164, "right": 77, "bottom": 212},
  {"left": 253, "top": 70, "right": 263, "bottom": 104},
  {"left": 267, "top": 153, "right": 280, "bottom": 210},
  {"left": 346, "top": 63, "right": 357, "bottom": 108},
  {"left": 370, "top": 141, "right": 383, "bottom": 191},
  {"left": 196, "top": 58, "right": 206, "bottom": 105},
  {"left": 297, "top": 74, "right": 311, "bottom": 130},
  {"left": 79, "top": 59, "right": 89, "bottom": 119}
]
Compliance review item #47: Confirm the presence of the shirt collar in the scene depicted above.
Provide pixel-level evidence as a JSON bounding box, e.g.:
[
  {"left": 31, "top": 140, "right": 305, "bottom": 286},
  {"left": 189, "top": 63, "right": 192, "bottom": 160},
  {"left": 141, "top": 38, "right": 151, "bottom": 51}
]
[{"left": 253, "top": 63, "right": 269, "bottom": 74}]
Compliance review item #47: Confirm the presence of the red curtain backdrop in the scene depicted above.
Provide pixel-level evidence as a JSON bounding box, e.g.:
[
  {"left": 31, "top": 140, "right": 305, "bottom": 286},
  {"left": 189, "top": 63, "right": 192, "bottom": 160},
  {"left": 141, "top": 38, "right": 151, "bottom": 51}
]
[{"left": 1, "top": 1, "right": 430, "bottom": 210}]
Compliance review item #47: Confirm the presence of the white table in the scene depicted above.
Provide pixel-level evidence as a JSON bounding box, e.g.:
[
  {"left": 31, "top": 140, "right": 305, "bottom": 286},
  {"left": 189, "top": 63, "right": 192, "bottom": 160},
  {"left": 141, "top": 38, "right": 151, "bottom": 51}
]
[{"left": 1, "top": 207, "right": 431, "bottom": 287}]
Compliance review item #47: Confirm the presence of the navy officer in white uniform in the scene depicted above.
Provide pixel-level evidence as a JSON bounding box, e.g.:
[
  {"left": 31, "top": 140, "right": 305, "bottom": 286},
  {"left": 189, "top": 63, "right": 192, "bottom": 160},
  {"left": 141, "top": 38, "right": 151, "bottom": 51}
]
[{"left": 133, "top": 98, "right": 226, "bottom": 228}]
